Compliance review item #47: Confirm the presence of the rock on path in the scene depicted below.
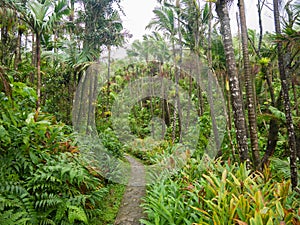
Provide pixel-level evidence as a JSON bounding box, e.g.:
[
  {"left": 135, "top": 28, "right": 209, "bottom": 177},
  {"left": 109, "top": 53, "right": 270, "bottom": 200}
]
[{"left": 114, "top": 155, "right": 146, "bottom": 225}]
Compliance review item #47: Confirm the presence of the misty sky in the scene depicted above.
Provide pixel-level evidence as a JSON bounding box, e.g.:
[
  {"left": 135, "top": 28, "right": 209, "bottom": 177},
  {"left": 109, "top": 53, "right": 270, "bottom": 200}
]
[{"left": 119, "top": 0, "right": 275, "bottom": 42}]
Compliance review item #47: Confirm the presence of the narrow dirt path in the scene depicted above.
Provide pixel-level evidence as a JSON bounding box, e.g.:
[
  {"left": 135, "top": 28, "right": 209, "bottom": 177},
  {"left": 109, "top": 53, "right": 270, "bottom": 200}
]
[{"left": 114, "top": 155, "right": 146, "bottom": 225}]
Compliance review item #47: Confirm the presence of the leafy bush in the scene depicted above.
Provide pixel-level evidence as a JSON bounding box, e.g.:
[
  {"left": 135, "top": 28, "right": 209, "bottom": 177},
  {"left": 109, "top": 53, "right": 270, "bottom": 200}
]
[
  {"left": 141, "top": 159, "right": 300, "bottom": 225},
  {"left": 99, "top": 128, "right": 123, "bottom": 158},
  {"left": 0, "top": 84, "right": 108, "bottom": 224},
  {"left": 192, "top": 162, "right": 299, "bottom": 225},
  {"left": 125, "top": 138, "right": 170, "bottom": 164}
]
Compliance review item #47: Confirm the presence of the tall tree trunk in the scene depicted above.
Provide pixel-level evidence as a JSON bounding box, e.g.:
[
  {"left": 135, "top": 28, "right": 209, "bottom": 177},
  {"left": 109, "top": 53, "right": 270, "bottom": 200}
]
[
  {"left": 216, "top": 0, "right": 250, "bottom": 164},
  {"left": 69, "top": 0, "right": 76, "bottom": 118},
  {"left": 30, "top": 32, "right": 35, "bottom": 84},
  {"left": 87, "top": 66, "right": 99, "bottom": 135},
  {"left": 224, "top": 72, "right": 236, "bottom": 160},
  {"left": 292, "top": 79, "right": 299, "bottom": 116},
  {"left": 171, "top": 34, "right": 181, "bottom": 143},
  {"left": 189, "top": 0, "right": 204, "bottom": 118},
  {"left": 0, "top": 67, "right": 12, "bottom": 100},
  {"left": 0, "top": 27, "right": 4, "bottom": 64},
  {"left": 197, "top": 87, "right": 204, "bottom": 116},
  {"left": 107, "top": 45, "right": 111, "bottom": 111},
  {"left": 160, "top": 68, "right": 167, "bottom": 138},
  {"left": 261, "top": 86, "right": 282, "bottom": 169},
  {"left": 236, "top": 9, "right": 248, "bottom": 137},
  {"left": 238, "top": 0, "right": 261, "bottom": 169},
  {"left": 176, "top": 0, "right": 183, "bottom": 63},
  {"left": 257, "top": 0, "right": 265, "bottom": 54},
  {"left": 260, "top": 62, "right": 283, "bottom": 168},
  {"left": 208, "top": 1, "right": 221, "bottom": 156},
  {"left": 36, "top": 32, "right": 41, "bottom": 109},
  {"left": 14, "top": 24, "right": 22, "bottom": 70},
  {"left": 174, "top": 0, "right": 182, "bottom": 142},
  {"left": 273, "top": 0, "right": 298, "bottom": 191},
  {"left": 1, "top": 26, "right": 8, "bottom": 65}
]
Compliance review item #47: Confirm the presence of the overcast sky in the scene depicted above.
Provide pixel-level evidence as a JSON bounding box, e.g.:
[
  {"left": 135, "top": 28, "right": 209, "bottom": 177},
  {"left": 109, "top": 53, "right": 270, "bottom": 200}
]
[{"left": 119, "top": 0, "right": 275, "bottom": 42}]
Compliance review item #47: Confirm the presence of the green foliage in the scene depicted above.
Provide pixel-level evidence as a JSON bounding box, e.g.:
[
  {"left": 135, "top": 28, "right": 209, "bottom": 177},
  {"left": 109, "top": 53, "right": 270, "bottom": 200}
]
[
  {"left": 126, "top": 139, "right": 173, "bottom": 165},
  {"left": 268, "top": 106, "right": 287, "bottom": 123},
  {"left": 96, "top": 61, "right": 199, "bottom": 151},
  {"left": 270, "top": 157, "right": 300, "bottom": 185},
  {"left": 11, "top": 82, "right": 37, "bottom": 110},
  {"left": 141, "top": 160, "right": 300, "bottom": 225},
  {"left": 99, "top": 128, "right": 123, "bottom": 158},
  {"left": 0, "top": 210, "right": 30, "bottom": 225},
  {"left": 192, "top": 162, "right": 299, "bottom": 225},
  {"left": 0, "top": 83, "right": 108, "bottom": 224},
  {"left": 97, "top": 183, "right": 126, "bottom": 225}
]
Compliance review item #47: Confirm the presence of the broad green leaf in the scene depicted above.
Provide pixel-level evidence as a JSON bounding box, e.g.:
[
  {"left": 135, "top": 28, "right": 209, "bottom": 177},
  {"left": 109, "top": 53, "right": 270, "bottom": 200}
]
[
  {"left": 0, "top": 125, "right": 11, "bottom": 144},
  {"left": 268, "top": 106, "right": 286, "bottom": 122},
  {"left": 25, "top": 112, "right": 35, "bottom": 124},
  {"left": 276, "top": 201, "right": 284, "bottom": 219},
  {"left": 250, "top": 212, "right": 263, "bottom": 225},
  {"left": 29, "top": 151, "right": 40, "bottom": 164}
]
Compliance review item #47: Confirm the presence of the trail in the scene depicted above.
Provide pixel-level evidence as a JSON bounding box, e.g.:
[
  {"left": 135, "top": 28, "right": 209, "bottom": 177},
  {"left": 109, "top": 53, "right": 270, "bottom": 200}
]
[{"left": 114, "top": 155, "right": 146, "bottom": 225}]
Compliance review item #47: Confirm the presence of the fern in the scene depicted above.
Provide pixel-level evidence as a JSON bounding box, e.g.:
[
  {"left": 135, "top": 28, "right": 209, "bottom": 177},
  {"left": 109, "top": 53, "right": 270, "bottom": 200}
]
[
  {"left": 35, "top": 193, "right": 62, "bottom": 209},
  {"left": 54, "top": 202, "right": 68, "bottom": 222},
  {"left": 38, "top": 218, "right": 56, "bottom": 225},
  {"left": 0, "top": 84, "right": 108, "bottom": 224},
  {"left": 270, "top": 157, "right": 300, "bottom": 183},
  {"left": 67, "top": 205, "right": 88, "bottom": 224},
  {"left": 0, "top": 210, "right": 30, "bottom": 225}
]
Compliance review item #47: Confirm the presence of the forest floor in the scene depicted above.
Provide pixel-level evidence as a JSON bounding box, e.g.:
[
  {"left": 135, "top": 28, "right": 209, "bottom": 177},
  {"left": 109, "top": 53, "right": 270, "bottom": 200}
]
[{"left": 114, "top": 155, "right": 146, "bottom": 225}]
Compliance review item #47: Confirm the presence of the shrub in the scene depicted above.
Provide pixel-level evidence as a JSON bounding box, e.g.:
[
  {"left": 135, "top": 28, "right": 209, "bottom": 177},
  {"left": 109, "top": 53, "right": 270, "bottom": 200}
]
[
  {"left": 141, "top": 159, "right": 300, "bottom": 225},
  {"left": 0, "top": 85, "right": 107, "bottom": 224}
]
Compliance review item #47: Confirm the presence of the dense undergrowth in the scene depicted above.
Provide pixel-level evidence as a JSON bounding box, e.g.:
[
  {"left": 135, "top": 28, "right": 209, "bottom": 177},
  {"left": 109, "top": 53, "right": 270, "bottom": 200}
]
[
  {"left": 0, "top": 82, "right": 111, "bottom": 224},
  {"left": 1, "top": 60, "right": 298, "bottom": 224},
  {"left": 125, "top": 133, "right": 300, "bottom": 224},
  {"left": 141, "top": 158, "right": 300, "bottom": 225},
  {"left": 95, "top": 61, "right": 300, "bottom": 225},
  {"left": 97, "top": 183, "right": 126, "bottom": 224}
]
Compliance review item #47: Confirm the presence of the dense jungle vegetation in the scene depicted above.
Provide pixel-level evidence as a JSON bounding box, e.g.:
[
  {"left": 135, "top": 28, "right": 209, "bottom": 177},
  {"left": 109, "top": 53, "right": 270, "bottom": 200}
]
[{"left": 0, "top": 0, "right": 299, "bottom": 224}]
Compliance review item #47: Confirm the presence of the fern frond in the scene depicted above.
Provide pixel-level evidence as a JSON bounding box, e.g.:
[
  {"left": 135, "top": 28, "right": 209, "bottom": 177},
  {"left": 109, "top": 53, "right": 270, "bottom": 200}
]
[
  {"left": 0, "top": 210, "right": 30, "bottom": 225},
  {"left": 35, "top": 193, "right": 62, "bottom": 209},
  {"left": 67, "top": 205, "right": 88, "bottom": 224}
]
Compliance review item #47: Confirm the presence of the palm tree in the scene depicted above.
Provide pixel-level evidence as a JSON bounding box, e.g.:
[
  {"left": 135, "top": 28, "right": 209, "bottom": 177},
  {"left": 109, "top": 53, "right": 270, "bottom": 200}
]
[
  {"left": 4, "top": 0, "right": 69, "bottom": 109},
  {"left": 28, "top": 0, "right": 69, "bottom": 108},
  {"left": 0, "top": 7, "right": 18, "bottom": 66},
  {"left": 147, "top": 5, "right": 181, "bottom": 143},
  {"left": 180, "top": 0, "right": 209, "bottom": 55},
  {"left": 147, "top": 6, "right": 176, "bottom": 47},
  {"left": 207, "top": 1, "right": 222, "bottom": 156},
  {"left": 272, "top": 0, "right": 298, "bottom": 191},
  {"left": 127, "top": 39, "right": 150, "bottom": 62},
  {"left": 215, "top": 0, "right": 250, "bottom": 164},
  {"left": 146, "top": 32, "right": 171, "bottom": 63},
  {"left": 238, "top": 0, "right": 260, "bottom": 169}
]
